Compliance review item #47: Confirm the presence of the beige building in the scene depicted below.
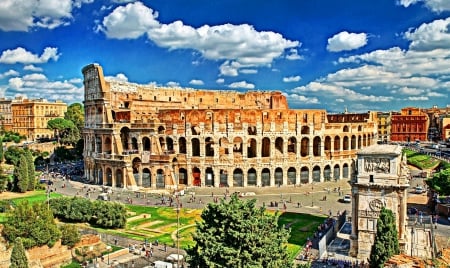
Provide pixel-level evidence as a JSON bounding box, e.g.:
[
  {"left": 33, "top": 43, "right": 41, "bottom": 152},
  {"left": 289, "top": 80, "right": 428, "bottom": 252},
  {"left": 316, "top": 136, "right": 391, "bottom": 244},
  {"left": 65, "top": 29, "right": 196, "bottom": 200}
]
[
  {"left": 0, "top": 98, "right": 12, "bottom": 132},
  {"left": 82, "top": 63, "right": 379, "bottom": 190},
  {"left": 11, "top": 97, "right": 67, "bottom": 141},
  {"left": 349, "top": 144, "right": 410, "bottom": 260},
  {"left": 377, "top": 112, "right": 391, "bottom": 143}
]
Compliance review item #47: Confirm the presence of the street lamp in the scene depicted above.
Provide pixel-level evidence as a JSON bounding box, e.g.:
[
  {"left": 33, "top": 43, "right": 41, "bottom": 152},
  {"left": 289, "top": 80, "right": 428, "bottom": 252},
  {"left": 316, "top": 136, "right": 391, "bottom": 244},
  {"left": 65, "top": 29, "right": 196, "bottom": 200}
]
[
  {"left": 106, "top": 245, "right": 111, "bottom": 265},
  {"left": 311, "top": 182, "right": 314, "bottom": 207},
  {"left": 410, "top": 227, "right": 415, "bottom": 256}
]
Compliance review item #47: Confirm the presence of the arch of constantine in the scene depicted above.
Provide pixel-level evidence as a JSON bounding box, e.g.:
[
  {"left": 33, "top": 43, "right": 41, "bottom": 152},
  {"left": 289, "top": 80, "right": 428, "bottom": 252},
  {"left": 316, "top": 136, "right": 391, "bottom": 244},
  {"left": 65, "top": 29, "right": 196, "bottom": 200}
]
[{"left": 82, "top": 63, "right": 378, "bottom": 190}]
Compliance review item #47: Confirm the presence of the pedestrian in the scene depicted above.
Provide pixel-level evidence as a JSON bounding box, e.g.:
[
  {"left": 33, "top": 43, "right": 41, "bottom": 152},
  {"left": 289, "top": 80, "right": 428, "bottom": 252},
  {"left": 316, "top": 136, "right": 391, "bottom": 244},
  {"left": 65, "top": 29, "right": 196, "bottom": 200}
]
[{"left": 164, "top": 243, "right": 167, "bottom": 252}]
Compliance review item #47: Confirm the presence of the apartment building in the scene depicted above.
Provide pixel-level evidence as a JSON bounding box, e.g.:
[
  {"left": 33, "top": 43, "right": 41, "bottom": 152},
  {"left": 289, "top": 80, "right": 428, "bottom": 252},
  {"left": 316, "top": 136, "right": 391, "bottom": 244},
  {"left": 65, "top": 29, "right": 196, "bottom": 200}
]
[
  {"left": 390, "top": 107, "right": 429, "bottom": 142},
  {"left": 11, "top": 97, "right": 67, "bottom": 141}
]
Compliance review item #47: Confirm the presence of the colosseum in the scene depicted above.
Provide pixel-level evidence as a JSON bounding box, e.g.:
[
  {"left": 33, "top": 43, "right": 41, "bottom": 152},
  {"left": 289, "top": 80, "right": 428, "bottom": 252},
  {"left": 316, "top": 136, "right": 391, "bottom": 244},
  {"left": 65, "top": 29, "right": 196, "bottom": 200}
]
[{"left": 82, "top": 63, "right": 378, "bottom": 190}]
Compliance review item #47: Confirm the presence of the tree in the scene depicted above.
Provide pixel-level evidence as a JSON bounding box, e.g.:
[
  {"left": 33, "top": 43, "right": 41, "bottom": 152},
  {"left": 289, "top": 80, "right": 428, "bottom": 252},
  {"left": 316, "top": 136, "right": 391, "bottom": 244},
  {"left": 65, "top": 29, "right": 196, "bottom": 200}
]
[
  {"left": 369, "top": 207, "right": 399, "bottom": 268},
  {"left": 25, "top": 150, "right": 35, "bottom": 191},
  {"left": 65, "top": 103, "right": 84, "bottom": 131},
  {"left": 4, "top": 146, "right": 25, "bottom": 165},
  {"left": 60, "top": 224, "right": 81, "bottom": 248},
  {"left": 10, "top": 237, "right": 29, "bottom": 268},
  {"left": 2, "top": 201, "right": 61, "bottom": 249},
  {"left": 13, "top": 155, "right": 28, "bottom": 193},
  {"left": 186, "top": 194, "right": 292, "bottom": 268},
  {"left": 0, "top": 138, "right": 3, "bottom": 163},
  {"left": 426, "top": 168, "right": 450, "bottom": 195},
  {"left": 47, "top": 118, "right": 79, "bottom": 145},
  {"left": 0, "top": 164, "right": 8, "bottom": 193}
]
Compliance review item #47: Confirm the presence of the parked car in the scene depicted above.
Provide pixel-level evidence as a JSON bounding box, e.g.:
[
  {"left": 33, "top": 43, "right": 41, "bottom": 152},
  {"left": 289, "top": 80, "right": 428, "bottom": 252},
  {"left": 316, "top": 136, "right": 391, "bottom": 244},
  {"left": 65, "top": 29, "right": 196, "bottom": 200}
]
[
  {"left": 342, "top": 195, "right": 351, "bottom": 203},
  {"left": 414, "top": 186, "right": 426, "bottom": 194}
]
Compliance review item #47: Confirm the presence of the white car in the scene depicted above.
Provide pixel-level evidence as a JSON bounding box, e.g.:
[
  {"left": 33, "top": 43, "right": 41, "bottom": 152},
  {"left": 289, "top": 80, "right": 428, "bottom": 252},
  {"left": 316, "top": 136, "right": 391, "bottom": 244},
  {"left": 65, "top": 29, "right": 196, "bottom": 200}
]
[
  {"left": 342, "top": 195, "right": 351, "bottom": 203},
  {"left": 414, "top": 186, "right": 426, "bottom": 194}
]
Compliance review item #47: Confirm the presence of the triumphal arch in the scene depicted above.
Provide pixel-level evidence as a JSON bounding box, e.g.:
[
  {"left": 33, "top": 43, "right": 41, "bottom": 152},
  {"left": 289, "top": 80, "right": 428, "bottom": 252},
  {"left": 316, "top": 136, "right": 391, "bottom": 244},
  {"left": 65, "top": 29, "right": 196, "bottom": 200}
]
[
  {"left": 349, "top": 144, "right": 410, "bottom": 260},
  {"left": 82, "top": 63, "right": 378, "bottom": 190}
]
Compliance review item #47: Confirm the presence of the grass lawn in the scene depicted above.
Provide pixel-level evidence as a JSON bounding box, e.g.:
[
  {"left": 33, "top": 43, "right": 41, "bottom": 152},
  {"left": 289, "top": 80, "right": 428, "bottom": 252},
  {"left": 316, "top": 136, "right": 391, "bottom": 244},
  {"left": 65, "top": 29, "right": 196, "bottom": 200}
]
[
  {"left": 404, "top": 149, "right": 441, "bottom": 170},
  {"left": 2, "top": 192, "right": 327, "bottom": 262}
]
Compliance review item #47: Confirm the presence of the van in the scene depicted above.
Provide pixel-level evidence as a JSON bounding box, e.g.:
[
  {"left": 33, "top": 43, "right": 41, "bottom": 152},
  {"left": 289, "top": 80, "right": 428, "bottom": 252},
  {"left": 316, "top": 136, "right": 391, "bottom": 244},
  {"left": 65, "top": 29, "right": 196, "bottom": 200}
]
[{"left": 97, "top": 193, "right": 109, "bottom": 201}]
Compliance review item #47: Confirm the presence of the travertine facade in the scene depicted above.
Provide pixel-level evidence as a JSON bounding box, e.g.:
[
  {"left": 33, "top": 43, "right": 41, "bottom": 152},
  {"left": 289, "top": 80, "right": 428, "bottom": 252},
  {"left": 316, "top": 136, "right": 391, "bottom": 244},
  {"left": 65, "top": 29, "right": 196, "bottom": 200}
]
[
  {"left": 11, "top": 97, "right": 67, "bottom": 141},
  {"left": 82, "top": 63, "right": 378, "bottom": 189},
  {"left": 0, "top": 98, "right": 12, "bottom": 132},
  {"left": 349, "top": 144, "right": 410, "bottom": 260}
]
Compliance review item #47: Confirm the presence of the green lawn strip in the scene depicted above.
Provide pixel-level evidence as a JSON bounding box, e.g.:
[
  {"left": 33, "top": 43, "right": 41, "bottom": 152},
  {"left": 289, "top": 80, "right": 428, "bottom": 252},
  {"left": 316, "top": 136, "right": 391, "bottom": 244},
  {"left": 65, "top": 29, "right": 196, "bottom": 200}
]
[
  {"left": 9, "top": 191, "right": 62, "bottom": 205},
  {"left": 404, "top": 149, "right": 440, "bottom": 169}
]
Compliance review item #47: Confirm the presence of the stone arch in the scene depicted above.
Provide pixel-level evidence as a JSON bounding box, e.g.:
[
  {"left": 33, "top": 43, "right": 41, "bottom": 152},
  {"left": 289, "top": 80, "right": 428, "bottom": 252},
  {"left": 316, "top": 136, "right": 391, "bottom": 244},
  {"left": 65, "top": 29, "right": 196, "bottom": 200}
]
[
  {"left": 287, "top": 167, "right": 296, "bottom": 185},
  {"left": 247, "top": 138, "right": 257, "bottom": 158},
  {"left": 301, "top": 126, "right": 310, "bottom": 135},
  {"left": 351, "top": 135, "right": 357, "bottom": 150},
  {"left": 275, "top": 137, "right": 283, "bottom": 155},
  {"left": 343, "top": 163, "right": 349, "bottom": 178},
  {"left": 343, "top": 125, "right": 349, "bottom": 132},
  {"left": 233, "top": 137, "right": 243, "bottom": 154},
  {"left": 104, "top": 137, "right": 112, "bottom": 153},
  {"left": 261, "top": 168, "right": 270, "bottom": 186},
  {"left": 159, "top": 137, "right": 166, "bottom": 151},
  {"left": 343, "top": 136, "right": 349, "bottom": 150},
  {"left": 288, "top": 137, "right": 297, "bottom": 153},
  {"left": 142, "top": 168, "right": 151, "bottom": 187},
  {"left": 205, "top": 137, "right": 215, "bottom": 157},
  {"left": 132, "top": 157, "right": 141, "bottom": 184},
  {"left": 324, "top": 165, "right": 332, "bottom": 181},
  {"left": 192, "top": 167, "right": 201, "bottom": 186},
  {"left": 261, "top": 137, "right": 271, "bottom": 157},
  {"left": 179, "top": 168, "right": 188, "bottom": 185},
  {"left": 301, "top": 137, "right": 310, "bottom": 157},
  {"left": 334, "top": 136, "right": 340, "bottom": 151},
  {"left": 105, "top": 167, "right": 112, "bottom": 186},
  {"left": 156, "top": 169, "right": 165, "bottom": 188},
  {"left": 275, "top": 167, "right": 283, "bottom": 186},
  {"left": 313, "top": 136, "right": 321, "bottom": 156},
  {"left": 333, "top": 164, "right": 340, "bottom": 181},
  {"left": 220, "top": 137, "right": 229, "bottom": 156},
  {"left": 233, "top": 168, "right": 243, "bottom": 187},
  {"left": 247, "top": 168, "right": 257, "bottom": 186},
  {"left": 116, "top": 169, "right": 123, "bottom": 187},
  {"left": 300, "top": 167, "right": 309, "bottom": 184},
  {"left": 312, "top": 166, "right": 321, "bottom": 182},
  {"left": 324, "top": 136, "right": 331, "bottom": 151},
  {"left": 179, "top": 137, "right": 187, "bottom": 154},
  {"left": 357, "top": 135, "right": 362, "bottom": 149},
  {"left": 205, "top": 167, "right": 214, "bottom": 186},
  {"left": 131, "top": 137, "right": 138, "bottom": 151},
  {"left": 158, "top": 126, "right": 165, "bottom": 134},
  {"left": 142, "top": 137, "right": 151, "bottom": 151},
  {"left": 191, "top": 138, "right": 200, "bottom": 156},
  {"left": 120, "top": 127, "right": 130, "bottom": 151},
  {"left": 166, "top": 137, "right": 174, "bottom": 152}
]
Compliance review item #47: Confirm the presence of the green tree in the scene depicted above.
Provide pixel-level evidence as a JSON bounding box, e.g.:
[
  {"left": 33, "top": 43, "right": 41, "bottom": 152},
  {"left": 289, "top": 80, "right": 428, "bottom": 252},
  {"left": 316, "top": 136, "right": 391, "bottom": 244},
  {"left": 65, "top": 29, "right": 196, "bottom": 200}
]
[
  {"left": 65, "top": 103, "right": 84, "bottom": 131},
  {"left": 47, "top": 118, "right": 79, "bottom": 145},
  {"left": 10, "top": 237, "right": 29, "bottom": 268},
  {"left": 369, "top": 207, "right": 400, "bottom": 268},
  {"left": 4, "top": 146, "right": 25, "bottom": 165},
  {"left": 426, "top": 168, "right": 450, "bottom": 195},
  {"left": 25, "top": 150, "right": 35, "bottom": 191},
  {"left": 0, "top": 138, "right": 4, "bottom": 163},
  {"left": 59, "top": 224, "right": 81, "bottom": 248},
  {"left": 0, "top": 164, "right": 8, "bottom": 193},
  {"left": 13, "top": 155, "right": 28, "bottom": 193},
  {"left": 2, "top": 201, "right": 61, "bottom": 249},
  {"left": 186, "top": 194, "right": 292, "bottom": 268}
]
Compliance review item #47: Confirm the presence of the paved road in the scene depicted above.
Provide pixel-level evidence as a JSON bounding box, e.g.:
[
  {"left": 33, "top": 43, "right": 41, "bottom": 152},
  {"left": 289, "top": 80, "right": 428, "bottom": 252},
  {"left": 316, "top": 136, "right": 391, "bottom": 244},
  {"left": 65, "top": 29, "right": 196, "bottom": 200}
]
[{"left": 47, "top": 171, "right": 450, "bottom": 267}]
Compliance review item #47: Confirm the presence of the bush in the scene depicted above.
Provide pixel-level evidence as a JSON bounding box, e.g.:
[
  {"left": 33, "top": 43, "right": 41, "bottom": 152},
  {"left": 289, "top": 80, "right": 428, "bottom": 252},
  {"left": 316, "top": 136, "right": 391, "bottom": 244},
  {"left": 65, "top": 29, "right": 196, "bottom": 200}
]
[{"left": 60, "top": 224, "right": 81, "bottom": 248}]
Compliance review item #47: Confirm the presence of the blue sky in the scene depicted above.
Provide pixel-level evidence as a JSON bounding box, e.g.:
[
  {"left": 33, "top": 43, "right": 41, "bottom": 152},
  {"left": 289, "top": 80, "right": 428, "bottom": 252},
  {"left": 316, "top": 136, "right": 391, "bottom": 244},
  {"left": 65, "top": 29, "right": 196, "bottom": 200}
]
[{"left": 0, "top": 0, "right": 449, "bottom": 113}]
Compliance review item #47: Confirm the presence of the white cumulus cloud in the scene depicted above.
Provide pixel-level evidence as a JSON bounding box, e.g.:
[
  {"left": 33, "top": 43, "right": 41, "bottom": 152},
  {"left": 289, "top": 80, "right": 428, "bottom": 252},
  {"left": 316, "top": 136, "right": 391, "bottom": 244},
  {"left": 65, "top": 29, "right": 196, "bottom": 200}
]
[
  {"left": 0, "top": 0, "right": 92, "bottom": 31},
  {"left": 0, "top": 47, "right": 60, "bottom": 64},
  {"left": 283, "top": 76, "right": 301, "bottom": 83},
  {"left": 327, "top": 31, "right": 368, "bottom": 52},
  {"left": 100, "top": 2, "right": 299, "bottom": 76},
  {"left": 105, "top": 73, "right": 128, "bottom": 82},
  {"left": 405, "top": 17, "right": 450, "bottom": 51},
  {"left": 228, "top": 81, "right": 255, "bottom": 89},
  {"left": 0, "top": 69, "right": 19, "bottom": 79},
  {"left": 398, "top": 0, "right": 450, "bottom": 12},
  {"left": 189, "top": 79, "right": 204, "bottom": 86}
]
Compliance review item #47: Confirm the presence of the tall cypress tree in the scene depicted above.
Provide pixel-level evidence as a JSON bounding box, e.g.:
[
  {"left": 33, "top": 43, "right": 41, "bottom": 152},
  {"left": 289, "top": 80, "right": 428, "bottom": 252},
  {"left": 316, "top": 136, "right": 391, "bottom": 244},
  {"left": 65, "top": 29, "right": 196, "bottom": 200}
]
[
  {"left": 187, "top": 194, "right": 292, "bottom": 268},
  {"left": 0, "top": 138, "right": 4, "bottom": 163},
  {"left": 10, "top": 237, "right": 29, "bottom": 268},
  {"left": 13, "top": 155, "right": 28, "bottom": 193},
  {"left": 25, "top": 150, "right": 35, "bottom": 191},
  {"left": 369, "top": 207, "right": 400, "bottom": 268}
]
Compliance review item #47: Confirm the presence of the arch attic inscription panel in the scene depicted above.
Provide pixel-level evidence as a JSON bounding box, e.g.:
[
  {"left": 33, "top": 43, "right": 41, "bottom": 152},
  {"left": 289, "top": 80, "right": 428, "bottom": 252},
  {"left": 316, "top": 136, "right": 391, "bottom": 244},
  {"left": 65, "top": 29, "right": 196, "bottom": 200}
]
[{"left": 350, "top": 144, "right": 410, "bottom": 261}]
